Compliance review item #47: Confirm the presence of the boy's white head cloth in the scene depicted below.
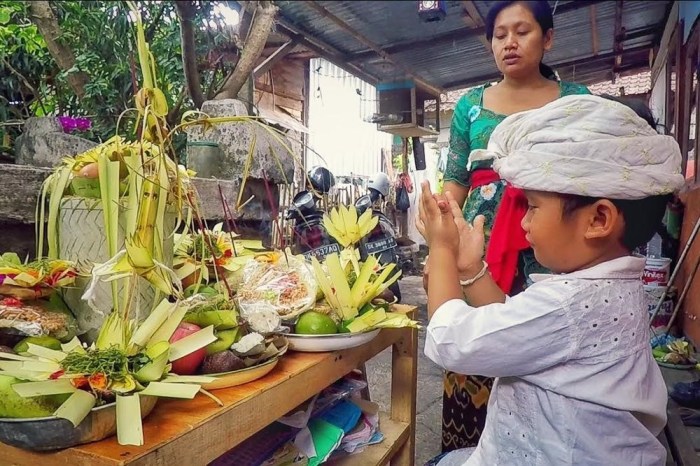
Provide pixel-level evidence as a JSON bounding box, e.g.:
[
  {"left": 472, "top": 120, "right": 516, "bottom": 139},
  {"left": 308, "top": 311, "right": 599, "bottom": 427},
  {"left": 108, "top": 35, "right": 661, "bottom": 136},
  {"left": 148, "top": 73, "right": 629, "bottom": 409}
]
[{"left": 468, "top": 94, "right": 685, "bottom": 199}]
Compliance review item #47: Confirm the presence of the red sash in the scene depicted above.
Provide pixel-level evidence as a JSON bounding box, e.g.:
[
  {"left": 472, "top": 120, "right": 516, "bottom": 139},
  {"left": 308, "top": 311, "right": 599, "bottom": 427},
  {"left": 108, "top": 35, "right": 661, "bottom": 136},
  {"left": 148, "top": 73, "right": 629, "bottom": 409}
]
[{"left": 469, "top": 169, "right": 529, "bottom": 294}]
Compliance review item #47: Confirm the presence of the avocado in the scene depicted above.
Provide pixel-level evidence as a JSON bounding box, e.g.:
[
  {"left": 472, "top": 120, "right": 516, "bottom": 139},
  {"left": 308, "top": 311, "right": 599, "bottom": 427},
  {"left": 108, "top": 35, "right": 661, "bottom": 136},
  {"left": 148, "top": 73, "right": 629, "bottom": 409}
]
[{"left": 200, "top": 351, "right": 246, "bottom": 374}]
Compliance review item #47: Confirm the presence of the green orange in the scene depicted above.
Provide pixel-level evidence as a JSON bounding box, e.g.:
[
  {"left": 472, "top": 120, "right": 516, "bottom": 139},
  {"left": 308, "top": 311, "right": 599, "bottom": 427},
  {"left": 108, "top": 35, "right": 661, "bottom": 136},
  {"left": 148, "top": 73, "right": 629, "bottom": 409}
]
[{"left": 295, "top": 311, "right": 337, "bottom": 335}]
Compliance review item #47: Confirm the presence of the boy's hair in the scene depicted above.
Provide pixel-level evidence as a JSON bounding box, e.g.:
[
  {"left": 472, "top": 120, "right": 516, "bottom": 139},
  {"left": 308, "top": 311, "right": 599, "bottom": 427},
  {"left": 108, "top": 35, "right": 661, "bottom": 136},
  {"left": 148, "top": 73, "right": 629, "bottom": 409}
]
[{"left": 560, "top": 95, "right": 669, "bottom": 252}]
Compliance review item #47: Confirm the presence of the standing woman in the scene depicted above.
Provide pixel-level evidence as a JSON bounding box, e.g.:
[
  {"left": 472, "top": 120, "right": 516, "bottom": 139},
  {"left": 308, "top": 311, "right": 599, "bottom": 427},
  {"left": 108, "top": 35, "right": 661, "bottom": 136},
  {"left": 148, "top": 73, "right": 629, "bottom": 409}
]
[{"left": 432, "top": 0, "right": 590, "bottom": 457}]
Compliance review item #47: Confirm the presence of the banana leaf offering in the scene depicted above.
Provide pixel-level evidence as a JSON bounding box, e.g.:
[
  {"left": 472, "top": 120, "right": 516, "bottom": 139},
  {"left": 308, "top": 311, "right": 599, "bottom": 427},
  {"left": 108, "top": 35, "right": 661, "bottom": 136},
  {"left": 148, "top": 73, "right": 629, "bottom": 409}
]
[
  {"left": 0, "top": 253, "right": 77, "bottom": 300},
  {"left": 0, "top": 298, "right": 218, "bottom": 446}
]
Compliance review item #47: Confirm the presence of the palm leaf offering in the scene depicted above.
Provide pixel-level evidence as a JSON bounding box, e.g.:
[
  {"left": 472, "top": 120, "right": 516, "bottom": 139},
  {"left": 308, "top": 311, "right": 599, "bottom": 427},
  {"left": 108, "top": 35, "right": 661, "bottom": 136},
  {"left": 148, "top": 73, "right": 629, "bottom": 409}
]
[
  {"left": 0, "top": 253, "right": 76, "bottom": 299},
  {"left": 0, "top": 298, "right": 218, "bottom": 446},
  {"left": 299, "top": 206, "right": 418, "bottom": 334},
  {"left": 307, "top": 249, "right": 417, "bottom": 333},
  {"left": 174, "top": 222, "right": 267, "bottom": 293},
  {"left": 322, "top": 205, "right": 378, "bottom": 248}
]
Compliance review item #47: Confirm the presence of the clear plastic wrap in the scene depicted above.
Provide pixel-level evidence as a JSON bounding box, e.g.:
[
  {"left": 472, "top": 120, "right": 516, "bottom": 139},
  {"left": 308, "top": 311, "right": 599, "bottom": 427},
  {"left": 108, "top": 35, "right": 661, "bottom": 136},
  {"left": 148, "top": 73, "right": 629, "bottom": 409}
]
[{"left": 236, "top": 255, "right": 317, "bottom": 321}]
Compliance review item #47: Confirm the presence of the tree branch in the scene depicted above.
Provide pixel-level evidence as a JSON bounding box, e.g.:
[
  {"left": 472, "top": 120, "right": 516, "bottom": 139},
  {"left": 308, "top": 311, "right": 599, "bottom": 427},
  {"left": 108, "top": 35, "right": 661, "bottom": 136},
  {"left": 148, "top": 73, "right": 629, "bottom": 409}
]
[
  {"left": 214, "top": 1, "right": 278, "bottom": 101},
  {"left": 167, "top": 88, "right": 187, "bottom": 127},
  {"left": 1, "top": 56, "right": 47, "bottom": 115},
  {"left": 175, "top": 0, "right": 206, "bottom": 109},
  {"left": 145, "top": 3, "right": 167, "bottom": 42},
  {"left": 25, "top": 0, "right": 89, "bottom": 100}
]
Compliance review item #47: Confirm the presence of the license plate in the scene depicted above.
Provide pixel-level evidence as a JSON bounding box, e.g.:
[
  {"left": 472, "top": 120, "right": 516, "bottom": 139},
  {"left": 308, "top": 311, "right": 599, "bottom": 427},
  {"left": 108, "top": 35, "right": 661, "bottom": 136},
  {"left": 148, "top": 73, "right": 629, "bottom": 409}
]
[
  {"left": 303, "top": 243, "right": 341, "bottom": 260},
  {"left": 365, "top": 237, "right": 397, "bottom": 255}
]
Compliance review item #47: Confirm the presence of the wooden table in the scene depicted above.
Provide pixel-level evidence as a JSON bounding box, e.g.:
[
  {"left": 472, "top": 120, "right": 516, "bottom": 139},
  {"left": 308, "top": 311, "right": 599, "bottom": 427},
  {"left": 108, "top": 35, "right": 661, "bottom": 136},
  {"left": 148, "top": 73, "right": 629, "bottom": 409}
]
[{"left": 1, "top": 306, "right": 418, "bottom": 466}]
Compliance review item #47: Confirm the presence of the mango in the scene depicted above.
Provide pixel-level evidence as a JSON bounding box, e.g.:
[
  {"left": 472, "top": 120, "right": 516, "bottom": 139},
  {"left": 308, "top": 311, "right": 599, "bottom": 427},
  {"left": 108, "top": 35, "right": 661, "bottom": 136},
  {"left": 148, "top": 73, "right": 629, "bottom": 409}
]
[
  {"left": 205, "top": 328, "right": 240, "bottom": 355},
  {"left": 14, "top": 336, "right": 63, "bottom": 355},
  {"left": 0, "top": 375, "right": 69, "bottom": 418},
  {"left": 183, "top": 310, "right": 238, "bottom": 330}
]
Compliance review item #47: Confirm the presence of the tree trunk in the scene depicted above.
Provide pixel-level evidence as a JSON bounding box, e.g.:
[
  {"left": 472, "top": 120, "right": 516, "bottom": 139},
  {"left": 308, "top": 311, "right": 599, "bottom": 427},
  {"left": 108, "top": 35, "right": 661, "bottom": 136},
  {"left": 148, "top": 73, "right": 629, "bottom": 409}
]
[
  {"left": 25, "top": 1, "right": 89, "bottom": 100},
  {"left": 175, "top": 1, "right": 206, "bottom": 109},
  {"left": 214, "top": 1, "right": 278, "bottom": 101}
]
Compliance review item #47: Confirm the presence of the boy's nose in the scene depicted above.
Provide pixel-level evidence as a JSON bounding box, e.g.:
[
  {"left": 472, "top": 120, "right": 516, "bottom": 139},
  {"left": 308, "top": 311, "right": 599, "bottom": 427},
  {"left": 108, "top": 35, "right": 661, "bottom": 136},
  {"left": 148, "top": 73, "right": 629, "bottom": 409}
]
[{"left": 520, "top": 214, "right": 529, "bottom": 232}]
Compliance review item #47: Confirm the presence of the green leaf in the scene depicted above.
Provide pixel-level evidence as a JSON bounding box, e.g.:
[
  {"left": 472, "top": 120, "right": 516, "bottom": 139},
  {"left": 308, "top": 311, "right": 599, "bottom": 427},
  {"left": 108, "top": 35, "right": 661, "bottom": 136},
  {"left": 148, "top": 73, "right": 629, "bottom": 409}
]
[{"left": 0, "top": 10, "right": 12, "bottom": 26}]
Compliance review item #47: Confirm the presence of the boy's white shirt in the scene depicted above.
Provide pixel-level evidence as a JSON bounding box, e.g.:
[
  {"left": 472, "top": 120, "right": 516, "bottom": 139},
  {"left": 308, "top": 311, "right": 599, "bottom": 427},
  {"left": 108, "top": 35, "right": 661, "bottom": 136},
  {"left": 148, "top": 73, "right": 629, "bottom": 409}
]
[{"left": 425, "top": 256, "right": 668, "bottom": 466}]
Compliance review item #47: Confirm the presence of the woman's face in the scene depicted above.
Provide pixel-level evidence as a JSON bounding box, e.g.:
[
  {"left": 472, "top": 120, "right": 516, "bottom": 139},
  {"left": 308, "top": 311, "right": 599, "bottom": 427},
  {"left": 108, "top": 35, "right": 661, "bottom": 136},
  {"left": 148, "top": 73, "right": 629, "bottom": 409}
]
[{"left": 491, "top": 3, "right": 553, "bottom": 79}]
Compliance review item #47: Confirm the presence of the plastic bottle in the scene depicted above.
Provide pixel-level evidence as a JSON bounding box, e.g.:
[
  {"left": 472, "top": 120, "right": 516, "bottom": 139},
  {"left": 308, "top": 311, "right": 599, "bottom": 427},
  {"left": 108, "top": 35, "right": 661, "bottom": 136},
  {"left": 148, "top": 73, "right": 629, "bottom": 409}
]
[{"left": 647, "top": 232, "right": 663, "bottom": 258}]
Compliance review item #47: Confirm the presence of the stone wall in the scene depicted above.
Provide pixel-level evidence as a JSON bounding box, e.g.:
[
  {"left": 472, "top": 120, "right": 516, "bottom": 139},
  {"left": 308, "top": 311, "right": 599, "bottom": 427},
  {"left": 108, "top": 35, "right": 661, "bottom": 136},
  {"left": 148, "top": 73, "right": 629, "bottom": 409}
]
[
  {"left": 185, "top": 99, "right": 296, "bottom": 184},
  {"left": 1, "top": 112, "right": 300, "bottom": 257},
  {"left": 14, "top": 117, "right": 98, "bottom": 168}
]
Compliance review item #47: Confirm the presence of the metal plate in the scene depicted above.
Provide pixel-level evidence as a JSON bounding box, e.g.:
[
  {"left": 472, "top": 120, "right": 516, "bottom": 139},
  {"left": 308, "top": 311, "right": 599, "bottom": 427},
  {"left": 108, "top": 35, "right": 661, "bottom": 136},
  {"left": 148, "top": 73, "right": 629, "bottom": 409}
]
[
  {"left": 0, "top": 395, "right": 158, "bottom": 451},
  {"left": 286, "top": 329, "right": 381, "bottom": 353}
]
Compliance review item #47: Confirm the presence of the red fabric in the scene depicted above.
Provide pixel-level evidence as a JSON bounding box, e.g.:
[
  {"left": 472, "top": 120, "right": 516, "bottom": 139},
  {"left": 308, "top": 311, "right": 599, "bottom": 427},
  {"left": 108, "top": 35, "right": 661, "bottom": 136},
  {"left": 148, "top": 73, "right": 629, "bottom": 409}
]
[
  {"left": 469, "top": 169, "right": 500, "bottom": 188},
  {"left": 469, "top": 169, "right": 529, "bottom": 294},
  {"left": 485, "top": 185, "right": 530, "bottom": 294},
  {"left": 396, "top": 173, "right": 414, "bottom": 193}
]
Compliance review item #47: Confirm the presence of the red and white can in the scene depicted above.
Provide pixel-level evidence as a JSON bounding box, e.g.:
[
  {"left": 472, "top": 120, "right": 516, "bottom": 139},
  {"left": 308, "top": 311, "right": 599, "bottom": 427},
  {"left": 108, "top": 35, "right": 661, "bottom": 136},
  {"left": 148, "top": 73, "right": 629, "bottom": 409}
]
[{"left": 642, "top": 257, "right": 672, "bottom": 286}]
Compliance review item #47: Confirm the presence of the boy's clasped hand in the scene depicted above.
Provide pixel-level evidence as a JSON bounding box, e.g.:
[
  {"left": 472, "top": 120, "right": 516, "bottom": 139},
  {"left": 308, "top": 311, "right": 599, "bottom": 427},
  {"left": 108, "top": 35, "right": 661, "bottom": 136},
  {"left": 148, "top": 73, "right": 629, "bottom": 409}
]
[{"left": 417, "top": 180, "right": 486, "bottom": 278}]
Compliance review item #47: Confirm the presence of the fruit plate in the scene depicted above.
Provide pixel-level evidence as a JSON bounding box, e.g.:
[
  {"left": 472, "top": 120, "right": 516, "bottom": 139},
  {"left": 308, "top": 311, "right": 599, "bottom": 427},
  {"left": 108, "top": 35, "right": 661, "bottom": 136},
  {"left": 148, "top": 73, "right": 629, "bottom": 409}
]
[
  {"left": 286, "top": 329, "right": 381, "bottom": 353},
  {"left": 202, "top": 357, "right": 280, "bottom": 390},
  {"left": 0, "top": 395, "right": 157, "bottom": 451}
]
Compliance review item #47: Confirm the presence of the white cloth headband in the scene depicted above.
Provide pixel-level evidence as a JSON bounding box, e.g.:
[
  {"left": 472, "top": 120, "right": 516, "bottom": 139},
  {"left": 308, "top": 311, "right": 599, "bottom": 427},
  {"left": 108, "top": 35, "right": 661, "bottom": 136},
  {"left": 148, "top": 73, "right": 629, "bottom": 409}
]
[{"left": 468, "top": 95, "right": 685, "bottom": 199}]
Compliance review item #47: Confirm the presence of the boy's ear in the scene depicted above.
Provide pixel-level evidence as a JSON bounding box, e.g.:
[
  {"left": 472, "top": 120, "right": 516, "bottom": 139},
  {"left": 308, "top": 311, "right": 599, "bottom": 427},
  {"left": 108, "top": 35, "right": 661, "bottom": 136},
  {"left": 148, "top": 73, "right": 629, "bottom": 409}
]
[{"left": 583, "top": 200, "right": 621, "bottom": 240}]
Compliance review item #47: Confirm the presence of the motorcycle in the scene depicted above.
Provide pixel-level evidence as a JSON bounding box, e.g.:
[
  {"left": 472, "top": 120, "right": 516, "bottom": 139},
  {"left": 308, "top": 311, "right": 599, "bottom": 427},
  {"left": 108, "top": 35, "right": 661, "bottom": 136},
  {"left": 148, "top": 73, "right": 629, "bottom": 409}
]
[
  {"left": 285, "top": 169, "right": 402, "bottom": 302},
  {"left": 354, "top": 173, "right": 402, "bottom": 302},
  {"left": 284, "top": 166, "right": 342, "bottom": 261}
]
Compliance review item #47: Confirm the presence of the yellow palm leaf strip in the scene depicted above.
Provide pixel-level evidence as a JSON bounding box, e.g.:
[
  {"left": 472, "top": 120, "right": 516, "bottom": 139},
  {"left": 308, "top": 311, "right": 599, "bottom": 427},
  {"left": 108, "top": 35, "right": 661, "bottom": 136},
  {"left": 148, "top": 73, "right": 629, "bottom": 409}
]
[
  {"left": 218, "top": 183, "right": 240, "bottom": 257},
  {"left": 186, "top": 191, "right": 233, "bottom": 298},
  {"left": 236, "top": 126, "right": 256, "bottom": 209},
  {"left": 98, "top": 149, "right": 122, "bottom": 312},
  {"left": 46, "top": 168, "right": 73, "bottom": 259}
]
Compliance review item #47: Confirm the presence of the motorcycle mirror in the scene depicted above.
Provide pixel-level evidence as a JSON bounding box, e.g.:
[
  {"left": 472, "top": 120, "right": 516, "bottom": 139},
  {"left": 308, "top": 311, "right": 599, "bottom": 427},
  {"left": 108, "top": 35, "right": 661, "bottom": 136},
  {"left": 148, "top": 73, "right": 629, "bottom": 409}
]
[
  {"left": 368, "top": 188, "right": 382, "bottom": 203},
  {"left": 355, "top": 194, "right": 372, "bottom": 215},
  {"left": 292, "top": 191, "right": 316, "bottom": 212},
  {"left": 285, "top": 208, "right": 299, "bottom": 220}
]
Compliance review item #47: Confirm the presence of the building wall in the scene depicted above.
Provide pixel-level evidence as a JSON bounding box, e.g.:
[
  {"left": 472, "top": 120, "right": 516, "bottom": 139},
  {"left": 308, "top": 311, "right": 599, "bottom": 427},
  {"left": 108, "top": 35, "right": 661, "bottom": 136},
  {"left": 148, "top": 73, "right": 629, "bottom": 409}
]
[
  {"left": 306, "top": 58, "right": 392, "bottom": 178},
  {"left": 651, "top": 6, "right": 700, "bottom": 343}
]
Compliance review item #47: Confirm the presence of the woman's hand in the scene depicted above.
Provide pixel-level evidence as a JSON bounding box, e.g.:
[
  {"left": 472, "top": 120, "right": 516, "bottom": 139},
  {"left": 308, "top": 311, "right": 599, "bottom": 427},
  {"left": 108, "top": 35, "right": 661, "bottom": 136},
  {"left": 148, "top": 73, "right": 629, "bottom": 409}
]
[{"left": 444, "top": 192, "right": 486, "bottom": 277}]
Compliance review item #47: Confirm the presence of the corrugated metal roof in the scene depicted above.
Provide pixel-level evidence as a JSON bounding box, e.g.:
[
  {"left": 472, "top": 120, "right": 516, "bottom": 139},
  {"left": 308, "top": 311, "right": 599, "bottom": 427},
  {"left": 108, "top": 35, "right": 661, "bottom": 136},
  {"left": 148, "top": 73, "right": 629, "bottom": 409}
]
[{"left": 273, "top": 0, "right": 671, "bottom": 92}]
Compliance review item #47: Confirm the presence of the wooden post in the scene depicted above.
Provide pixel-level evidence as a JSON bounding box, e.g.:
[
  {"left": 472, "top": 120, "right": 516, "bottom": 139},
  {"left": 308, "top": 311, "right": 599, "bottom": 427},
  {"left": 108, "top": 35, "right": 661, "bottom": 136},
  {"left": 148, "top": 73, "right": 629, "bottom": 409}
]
[
  {"left": 390, "top": 322, "right": 418, "bottom": 465},
  {"left": 400, "top": 138, "right": 409, "bottom": 239}
]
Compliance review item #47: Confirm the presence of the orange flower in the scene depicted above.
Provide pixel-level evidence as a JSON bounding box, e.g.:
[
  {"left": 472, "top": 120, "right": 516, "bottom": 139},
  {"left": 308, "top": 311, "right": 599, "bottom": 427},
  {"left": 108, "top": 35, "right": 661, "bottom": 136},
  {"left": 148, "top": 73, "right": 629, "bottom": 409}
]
[
  {"left": 88, "top": 373, "right": 108, "bottom": 392},
  {"left": 71, "top": 376, "right": 90, "bottom": 390}
]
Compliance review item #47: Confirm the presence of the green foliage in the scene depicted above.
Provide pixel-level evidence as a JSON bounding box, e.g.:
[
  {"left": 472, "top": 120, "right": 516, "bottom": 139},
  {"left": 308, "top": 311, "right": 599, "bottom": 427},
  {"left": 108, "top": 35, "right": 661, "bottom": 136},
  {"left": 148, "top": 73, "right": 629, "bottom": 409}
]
[{"left": 0, "top": 1, "right": 240, "bottom": 158}]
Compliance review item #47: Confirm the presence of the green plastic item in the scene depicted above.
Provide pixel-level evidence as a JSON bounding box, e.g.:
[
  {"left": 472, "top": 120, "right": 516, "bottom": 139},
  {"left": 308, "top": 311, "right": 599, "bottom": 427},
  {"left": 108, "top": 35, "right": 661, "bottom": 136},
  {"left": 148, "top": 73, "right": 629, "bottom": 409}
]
[{"left": 307, "top": 418, "right": 344, "bottom": 466}]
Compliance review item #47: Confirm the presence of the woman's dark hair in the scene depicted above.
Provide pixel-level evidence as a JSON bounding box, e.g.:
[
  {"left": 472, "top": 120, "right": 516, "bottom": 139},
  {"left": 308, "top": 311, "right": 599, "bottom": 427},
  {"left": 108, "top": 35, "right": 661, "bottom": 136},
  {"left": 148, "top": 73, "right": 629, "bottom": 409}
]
[
  {"left": 485, "top": 1, "right": 557, "bottom": 80},
  {"left": 560, "top": 96, "right": 669, "bottom": 252}
]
